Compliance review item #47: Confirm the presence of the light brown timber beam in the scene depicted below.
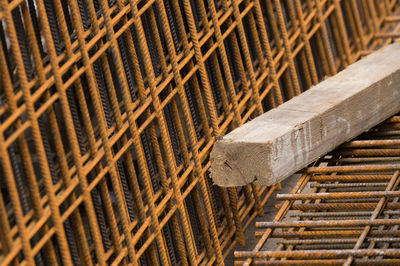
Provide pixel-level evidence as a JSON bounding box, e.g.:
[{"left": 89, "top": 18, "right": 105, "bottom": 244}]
[{"left": 210, "top": 43, "right": 400, "bottom": 186}]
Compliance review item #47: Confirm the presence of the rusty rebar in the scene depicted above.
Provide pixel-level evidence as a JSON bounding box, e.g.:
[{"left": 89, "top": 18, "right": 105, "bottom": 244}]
[{"left": 1, "top": 0, "right": 399, "bottom": 265}]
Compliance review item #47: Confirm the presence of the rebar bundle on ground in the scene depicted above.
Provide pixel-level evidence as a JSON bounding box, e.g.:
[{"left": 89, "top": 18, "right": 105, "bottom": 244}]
[{"left": 0, "top": 0, "right": 399, "bottom": 265}]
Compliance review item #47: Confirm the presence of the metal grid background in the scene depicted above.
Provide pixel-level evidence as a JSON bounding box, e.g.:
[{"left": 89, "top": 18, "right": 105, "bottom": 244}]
[
  {"left": 234, "top": 112, "right": 400, "bottom": 266},
  {"left": 0, "top": 0, "right": 399, "bottom": 265}
]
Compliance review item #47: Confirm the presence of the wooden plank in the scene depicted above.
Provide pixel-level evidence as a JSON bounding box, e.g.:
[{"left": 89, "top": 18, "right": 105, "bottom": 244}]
[{"left": 210, "top": 43, "right": 400, "bottom": 187}]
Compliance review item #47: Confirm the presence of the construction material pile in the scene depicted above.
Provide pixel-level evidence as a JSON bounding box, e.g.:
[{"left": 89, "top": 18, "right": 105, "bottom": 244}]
[
  {"left": 235, "top": 112, "right": 400, "bottom": 265},
  {"left": 0, "top": 0, "right": 398, "bottom": 264}
]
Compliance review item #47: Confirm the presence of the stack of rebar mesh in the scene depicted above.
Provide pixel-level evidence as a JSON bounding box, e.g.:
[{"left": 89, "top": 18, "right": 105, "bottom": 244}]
[
  {"left": 234, "top": 113, "right": 400, "bottom": 265},
  {"left": 0, "top": 0, "right": 399, "bottom": 265}
]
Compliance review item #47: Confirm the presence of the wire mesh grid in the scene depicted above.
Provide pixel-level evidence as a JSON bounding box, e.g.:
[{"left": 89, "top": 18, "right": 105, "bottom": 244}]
[
  {"left": 0, "top": 0, "right": 399, "bottom": 265},
  {"left": 234, "top": 111, "right": 400, "bottom": 265}
]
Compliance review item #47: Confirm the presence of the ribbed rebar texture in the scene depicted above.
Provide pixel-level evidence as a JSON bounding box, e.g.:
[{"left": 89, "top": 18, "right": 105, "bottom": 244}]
[
  {"left": 0, "top": 0, "right": 399, "bottom": 265},
  {"left": 234, "top": 115, "right": 400, "bottom": 265}
]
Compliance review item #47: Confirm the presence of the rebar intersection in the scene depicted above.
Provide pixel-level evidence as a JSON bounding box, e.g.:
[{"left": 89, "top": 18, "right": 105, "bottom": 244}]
[{"left": 235, "top": 114, "right": 400, "bottom": 265}]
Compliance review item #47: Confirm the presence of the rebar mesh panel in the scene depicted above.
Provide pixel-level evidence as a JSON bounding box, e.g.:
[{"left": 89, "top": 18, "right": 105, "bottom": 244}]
[
  {"left": 0, "top": 0, "right": 399, "bottom": 265},
  {"left": 235, "top": 113, "right": 400, "bottom": 264}
]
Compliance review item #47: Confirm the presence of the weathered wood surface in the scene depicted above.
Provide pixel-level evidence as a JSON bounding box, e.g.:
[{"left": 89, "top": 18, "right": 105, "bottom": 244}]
[{"left": 210, "top": 43, "right": 400, "bottom": 187}]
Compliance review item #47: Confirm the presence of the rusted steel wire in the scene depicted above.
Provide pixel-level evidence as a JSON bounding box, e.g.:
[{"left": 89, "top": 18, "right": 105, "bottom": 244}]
[
  {"left": 0, "top": 0, "right": 399, "bottom": 265},
  {"left": 235, "top": 116, "right": 400, "bottom": 264}
]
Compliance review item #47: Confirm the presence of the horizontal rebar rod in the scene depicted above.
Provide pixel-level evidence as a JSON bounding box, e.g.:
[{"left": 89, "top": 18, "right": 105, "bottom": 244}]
[
  {"left": 256, "top": 218, "right": 400, "bottom": 228},
  {"left": 276, "top": 190, "right": 400, "bottom": 200}
]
